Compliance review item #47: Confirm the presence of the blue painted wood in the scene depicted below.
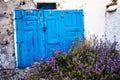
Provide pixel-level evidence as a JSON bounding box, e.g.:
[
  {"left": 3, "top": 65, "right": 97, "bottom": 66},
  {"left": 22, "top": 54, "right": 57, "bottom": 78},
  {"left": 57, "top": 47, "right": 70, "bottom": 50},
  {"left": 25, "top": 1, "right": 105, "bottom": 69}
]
[
  {"left": 43, "top": 10, "right": 60, "bottom": 58},
  {"left": 14, "top": 9, "right": 84, "bottom": 68},
  {"left": 57, "top": 10, "right": 84, "bottom": 53},
  {"left": 38, "top": 10, "right": 45, "bottom": 59},
  {"left": 15, "top": 10, "right": 39, "bottom": 68}
]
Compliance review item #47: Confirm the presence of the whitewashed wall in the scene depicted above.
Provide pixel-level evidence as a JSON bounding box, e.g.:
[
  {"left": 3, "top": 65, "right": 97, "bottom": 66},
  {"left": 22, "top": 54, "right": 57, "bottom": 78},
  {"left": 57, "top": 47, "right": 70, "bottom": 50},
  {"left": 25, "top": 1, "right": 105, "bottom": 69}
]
[
  {"left": 84, "top": 0, "right": 110, "bottom": 39},
  {"left": 106, "top": 0, "right": 120, "bottom": 44},
  {"left": 35, "top": 0, "right": 111, "bottom": 39}
]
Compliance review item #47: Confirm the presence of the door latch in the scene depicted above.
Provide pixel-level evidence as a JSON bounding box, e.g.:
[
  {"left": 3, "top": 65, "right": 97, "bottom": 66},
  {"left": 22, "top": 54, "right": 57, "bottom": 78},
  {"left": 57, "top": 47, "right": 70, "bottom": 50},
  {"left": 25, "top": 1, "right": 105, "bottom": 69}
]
[{"left": 43, "top": 27, "right": 47, "bottom": 31}]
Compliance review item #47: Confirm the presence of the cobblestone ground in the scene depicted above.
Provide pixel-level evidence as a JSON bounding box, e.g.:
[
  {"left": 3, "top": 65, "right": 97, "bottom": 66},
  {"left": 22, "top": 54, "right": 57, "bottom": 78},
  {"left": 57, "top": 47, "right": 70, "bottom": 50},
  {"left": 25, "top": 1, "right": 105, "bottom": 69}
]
[
  {"left": 0, "top": 62, "right": 43, "bottom": 80},
  {"left": 0, "top": 68, "right": 28, "bottom": 80}
]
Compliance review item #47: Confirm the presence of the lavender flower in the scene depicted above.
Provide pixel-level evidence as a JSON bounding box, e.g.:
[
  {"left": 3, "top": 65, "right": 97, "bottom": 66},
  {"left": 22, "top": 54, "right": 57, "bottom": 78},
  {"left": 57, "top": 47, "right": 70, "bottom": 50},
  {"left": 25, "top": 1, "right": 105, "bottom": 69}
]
[{"left": 27, "top": 37, "right": 120, "bottom": 80}]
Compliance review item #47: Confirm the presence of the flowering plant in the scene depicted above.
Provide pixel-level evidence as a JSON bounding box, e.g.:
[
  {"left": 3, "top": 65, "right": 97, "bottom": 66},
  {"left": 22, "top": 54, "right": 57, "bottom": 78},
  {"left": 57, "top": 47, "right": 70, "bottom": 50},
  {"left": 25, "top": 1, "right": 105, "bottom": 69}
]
[{"left": 27, "top": 37, "right": 120, "bottom": 80}]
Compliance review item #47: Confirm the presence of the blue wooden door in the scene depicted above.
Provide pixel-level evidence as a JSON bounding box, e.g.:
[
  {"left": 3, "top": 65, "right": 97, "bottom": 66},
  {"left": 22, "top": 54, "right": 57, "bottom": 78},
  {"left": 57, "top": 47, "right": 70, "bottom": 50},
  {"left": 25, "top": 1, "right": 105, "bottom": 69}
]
[
  {"left": 59, "top": 10, "right": 84, "bottom": 52},
  {"left": 14, "top": 9, "right": 84, "bottom": 68},
  {"left": 15, "top": 10, "right": 39, "bottom": 68},
  {"left": 44, "top": 10, "right": 60, "bottom": 58}
]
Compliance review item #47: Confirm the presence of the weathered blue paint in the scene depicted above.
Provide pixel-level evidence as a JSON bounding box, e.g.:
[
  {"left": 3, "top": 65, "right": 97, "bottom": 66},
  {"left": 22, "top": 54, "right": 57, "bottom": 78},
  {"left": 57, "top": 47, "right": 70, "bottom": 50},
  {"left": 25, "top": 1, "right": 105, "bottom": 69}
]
[{"left": 14, "top": 9, "right": 84, "bottom": 68}]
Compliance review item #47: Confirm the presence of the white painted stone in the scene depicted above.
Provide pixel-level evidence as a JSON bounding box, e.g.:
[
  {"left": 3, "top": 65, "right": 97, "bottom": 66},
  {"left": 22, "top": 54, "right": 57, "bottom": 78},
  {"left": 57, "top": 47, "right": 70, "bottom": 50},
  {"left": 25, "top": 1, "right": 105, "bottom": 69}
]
[
  {"left": 4, "top": 0, "right": 10, "bottom": 2},
  {"left": 107, "top": 5, "right": 118, "bottom": 12},
  {"left": 106, "top": 3, "right": 120, "bottom": 49}
]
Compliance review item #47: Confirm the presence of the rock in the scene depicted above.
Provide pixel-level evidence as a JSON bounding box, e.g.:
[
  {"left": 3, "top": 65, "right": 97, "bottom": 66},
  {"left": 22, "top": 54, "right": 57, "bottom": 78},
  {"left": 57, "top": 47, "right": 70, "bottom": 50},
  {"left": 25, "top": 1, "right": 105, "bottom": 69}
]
[
  {"left": 107, "top": 5, "right": 118, "bottom": 12},
  {"left": 4, "top": 0, "right": 10, "bottom": 2},
  {"left": 0, "top": 40, "right": 9, "bottom": 46},
  {"left": 0, "top": 65, "right": 3, "bottom": 70}
]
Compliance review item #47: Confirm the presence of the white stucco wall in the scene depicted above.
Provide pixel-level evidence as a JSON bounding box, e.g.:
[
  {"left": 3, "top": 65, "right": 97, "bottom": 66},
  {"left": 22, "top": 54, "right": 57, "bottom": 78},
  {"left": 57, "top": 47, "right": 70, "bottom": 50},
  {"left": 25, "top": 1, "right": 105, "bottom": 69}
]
[
  {"left": 83, "top": 0, "right": 110, "bottom": 39},
  {"left": 35, "top": 0, "right": 111, "bottom": 39},
  {"left": 106, "top": 0, "right": 120, "bottom": 48}
]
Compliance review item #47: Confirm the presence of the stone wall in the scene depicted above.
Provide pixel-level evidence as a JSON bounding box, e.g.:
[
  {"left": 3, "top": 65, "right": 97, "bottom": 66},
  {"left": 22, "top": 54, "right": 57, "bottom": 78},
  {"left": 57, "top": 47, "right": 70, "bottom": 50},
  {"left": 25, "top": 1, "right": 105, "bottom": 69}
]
[{"left": 0, "top": 0, "right": 36, "bottom": 68}]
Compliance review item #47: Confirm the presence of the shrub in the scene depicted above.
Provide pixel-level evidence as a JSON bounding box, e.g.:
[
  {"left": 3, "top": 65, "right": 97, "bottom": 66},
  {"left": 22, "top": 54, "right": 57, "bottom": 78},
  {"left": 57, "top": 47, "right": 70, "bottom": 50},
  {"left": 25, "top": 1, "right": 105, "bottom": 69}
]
[{"left": 27, "top": 38, "right": 120, "bottom": 80}]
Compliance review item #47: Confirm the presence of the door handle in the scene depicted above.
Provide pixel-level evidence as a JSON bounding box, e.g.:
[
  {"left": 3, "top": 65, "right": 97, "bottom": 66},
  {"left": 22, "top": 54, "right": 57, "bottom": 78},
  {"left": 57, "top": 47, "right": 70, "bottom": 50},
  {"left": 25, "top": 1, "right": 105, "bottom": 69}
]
[{"left": 43, "top": 27, "right": 47, "bottom": 31}]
